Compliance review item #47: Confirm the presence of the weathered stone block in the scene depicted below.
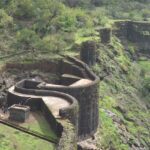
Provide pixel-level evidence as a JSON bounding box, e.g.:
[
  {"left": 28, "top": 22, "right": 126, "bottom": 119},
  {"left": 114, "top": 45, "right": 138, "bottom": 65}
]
[
  {"left": 9, "top": 104, "right": 30, "bottom": 122},
  {"left": 80, "top": 41, "right": 96, "bottom": 66},
  {"left": 99, "top": 28, "right": 112, "bottom": 44}
]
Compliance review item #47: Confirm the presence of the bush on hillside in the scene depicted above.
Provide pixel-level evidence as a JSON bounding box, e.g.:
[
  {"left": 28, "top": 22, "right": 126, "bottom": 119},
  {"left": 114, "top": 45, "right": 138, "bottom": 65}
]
[
  {"left": 0, "top": 9, "right": 13, "bottom": 28},
  {"left": 35, "top": 34, "right": 67, "bottom": 54},
  {"left": 16, "top": 28, "right": 40, "bottom": 49},
  {"left": 8, "top": 0, "right": 35, "bottom": 19}
]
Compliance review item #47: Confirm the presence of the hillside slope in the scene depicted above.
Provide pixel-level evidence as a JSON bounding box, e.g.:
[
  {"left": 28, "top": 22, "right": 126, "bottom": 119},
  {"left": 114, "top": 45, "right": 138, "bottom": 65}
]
[{"left": 93, "top": 37, "right": 150, "bottom": 150}]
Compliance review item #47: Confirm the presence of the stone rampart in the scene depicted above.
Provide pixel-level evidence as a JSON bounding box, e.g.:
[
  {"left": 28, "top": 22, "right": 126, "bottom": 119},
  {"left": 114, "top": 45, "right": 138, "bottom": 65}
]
[
  {"left": 38, "top": 56, "right": 100, "bottom": 140},
  {"left": 5, "top": 56, "right": 99, "bottom": 141},
  {"left": 113, "top": 20, "right": 150, "bottom": 54}
]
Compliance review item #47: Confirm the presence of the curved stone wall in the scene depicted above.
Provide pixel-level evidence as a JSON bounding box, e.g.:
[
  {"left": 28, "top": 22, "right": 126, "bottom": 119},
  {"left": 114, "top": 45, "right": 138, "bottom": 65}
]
[
  {"left": 36, "top": 56, "right": 100, "bottom": 140},
  {"left": 6, "top": 56, "right": 100, "bottom": 141},
  {"left": 7, "top": 83, "right": 79, "bottom": 149},
  {"left": 7, "top": 81, "right": 78, "bottom": 127}
]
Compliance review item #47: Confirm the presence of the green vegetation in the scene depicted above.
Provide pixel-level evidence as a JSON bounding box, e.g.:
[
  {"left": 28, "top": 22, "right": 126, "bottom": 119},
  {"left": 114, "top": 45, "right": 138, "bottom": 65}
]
[
  {"left": 0, "top": 0, "right": 149, "bottom": 62},
  {"left": 0, "top": 124, "right": 55, "bottom": 150},
  {"left": 99, "top": 109, "right": 129, "bottom": 150},
  {"left": 98, "top": 96, "right": 129, "bottom": 149},
  {"left": 75, "top": 28, "right": 99, "bottom": 44},
  {"left": 139, "top": 60, "right": 150, "bottom": 74},
  {"left": 0, "top": 0, "right": 150, "bottom": 149},
  {"left": 138, "top": 60, "right": 150, "bottom": 103},
  {"left": 58, "top": 120, "right": 77, "bottom": 150},
  {"left": 21, "top": 112, "right": 57, "bottom": 140},
  {"left": 94, "top": 37, "right": 150, "bottom": 149}
]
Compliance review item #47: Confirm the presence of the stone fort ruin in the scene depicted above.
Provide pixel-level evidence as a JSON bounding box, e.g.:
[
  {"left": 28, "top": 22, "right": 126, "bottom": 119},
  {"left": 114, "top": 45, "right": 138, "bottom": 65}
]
[
  {"left": 1, "top": 55, "right": 99, "bottom": 149},
  {"left": 0, "top": 20, "right": 149, "bottom": 150}
]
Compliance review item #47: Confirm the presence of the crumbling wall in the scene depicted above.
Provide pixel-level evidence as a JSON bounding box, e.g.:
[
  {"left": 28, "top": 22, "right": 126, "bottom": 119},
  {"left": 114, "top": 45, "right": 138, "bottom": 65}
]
[
  {"left": 99, "top": 28, "right": 112, "bottom": 44},
  {"left": 4, "top": 59, "right": 61, "bottom": 75},
  {"left": 113, "top": 20, "right": 150, "bottom": 54},
  {"left": 57, "top": 120, "right": 77, "bottom": 150},
  {"left": 80, "top": 41, "right": 97, "bottom": 66},
  {"left": 113, "top": 21, "right": 129, "bottom": 40},
  {"left": 128, "top": 21, "right": 150, "bottom": 53}
]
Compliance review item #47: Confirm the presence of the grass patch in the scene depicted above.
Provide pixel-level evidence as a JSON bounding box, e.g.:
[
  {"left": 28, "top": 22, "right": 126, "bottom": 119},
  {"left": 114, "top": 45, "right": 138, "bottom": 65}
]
[
  {"left": 75, "top": 28, "right": 99, "bottom": 44},
  {"left": 99, "top": 109, "right": 129, "bottom": 150},
  {"left": 138, "top": 60, "right": 150, "bottom": 73},
  {"left": 0, "top": 123, "right": 55, "bottom": 150},
  {"left": 21, "top": 112, "right": 58, "bottom": 140}
]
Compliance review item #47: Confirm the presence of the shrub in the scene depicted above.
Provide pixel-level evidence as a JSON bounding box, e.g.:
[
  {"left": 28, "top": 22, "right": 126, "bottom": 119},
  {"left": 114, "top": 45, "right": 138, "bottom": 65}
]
[
  {"left": 0, "top": 9, "right": 13, "bottom": 28},
  {"left": 33, "top": 0, "right": 64, "bottom": 33},
  {"left": 35, "top": 34, "right": 67, "bottom": 54},
  {"left": 61, "top": 0, "right": 91, "bottom": 8},
  {"left": 16, "top": 28, "right": 40, "bottom": 49},
  {"left": 75, "top": 8, "right": 93, "bottom": 28},
  {"left": 91, "top": 8, "right": 111, "bottom": 27},
  {"left": 8, "top": 0, "right": 35, "bottom": 19},
  {"left": 54, "top": 8, "right": 76, "bottom": 32}
]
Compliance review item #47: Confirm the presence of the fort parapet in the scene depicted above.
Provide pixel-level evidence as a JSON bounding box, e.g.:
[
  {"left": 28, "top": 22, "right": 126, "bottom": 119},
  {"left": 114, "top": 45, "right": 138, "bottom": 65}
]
[
  {"left": 113, "top": 20, "right": 150, "bottom": 54},
  {"left": 5, "top": 55, "right": 99, "bottom": 146}
]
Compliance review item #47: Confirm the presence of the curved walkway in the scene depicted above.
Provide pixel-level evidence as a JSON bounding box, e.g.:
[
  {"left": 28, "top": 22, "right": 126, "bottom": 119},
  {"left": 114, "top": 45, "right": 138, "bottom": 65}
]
[{"left": 8, "top": 86, "right": 70, "bottom": 118}]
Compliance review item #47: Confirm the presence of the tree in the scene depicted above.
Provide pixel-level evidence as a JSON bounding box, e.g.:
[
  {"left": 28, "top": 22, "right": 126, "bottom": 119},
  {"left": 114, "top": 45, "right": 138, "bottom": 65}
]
[
  {"left": 0, "top": 9, "right": 13, "bottom": 28},
  {"left": 16, "top": 28, "right": 40, "bottom": 49},
  {"left": 33, "top": 0, "right": 64, "bottom": 34}
]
